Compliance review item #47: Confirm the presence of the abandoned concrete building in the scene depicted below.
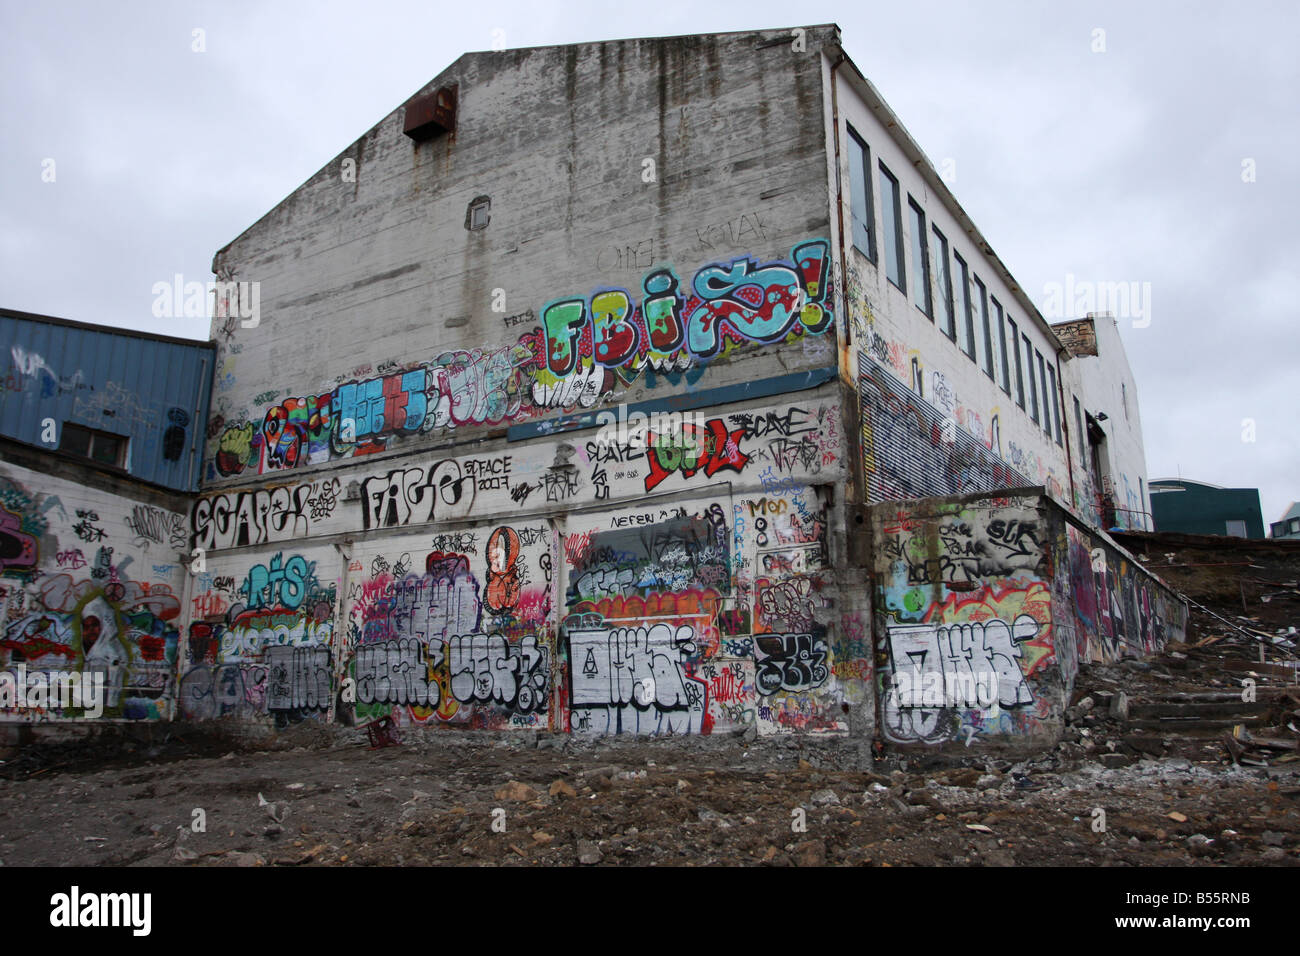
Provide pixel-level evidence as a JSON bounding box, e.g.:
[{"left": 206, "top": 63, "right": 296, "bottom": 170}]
[{"left": 0, "top": 25, "right": 1187, "bottom": 752}]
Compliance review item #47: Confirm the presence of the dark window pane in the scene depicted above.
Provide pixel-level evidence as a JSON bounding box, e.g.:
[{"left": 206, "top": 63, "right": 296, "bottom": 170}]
[
  {"left": 1009, "top": 317, "right": 1024, "bottom": 408},
  {"left": 1074, "top": 396, "right": 1086, "bottom": 465},
  {"left": 847, "top": 126, "right": 875, "bottom": 260},
  {"left": 908, "top": 200, "right": 931, "bottom": 316},
  {"left": 1036, "top": 351, "right": 1051, "bottom": 434},
  {"left": 976, "top": 277, "right": 994, "bottom": 378},
  {"left": 60, "top": 424, "right": 91, "bottom": 457},
  {"left": 935, "top": 230, "right": 955, "bottom": 338},
  {"left": 879, "top": 164, "right": 904, "bottom": 289},
  {"left": 1026, "top": 336, "right": 1039, "bottom": 422},
  {"left": 91, "top": 435, "right": 122, "bottom": 465},
  {"left": 1048, "top": 364, "right": 1062, "bottom": 444},
  {"left": 953, "top": 251, "right": 975, "bottom": 360}
]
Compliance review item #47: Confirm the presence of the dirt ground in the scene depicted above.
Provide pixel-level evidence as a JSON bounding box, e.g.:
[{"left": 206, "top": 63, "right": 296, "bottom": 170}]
[
  {"left": 1, "top": 531, "right": 1297, "bottom": 868},
  {"left": 0, "top": 704, "right": 1295, "bottom": 868}
]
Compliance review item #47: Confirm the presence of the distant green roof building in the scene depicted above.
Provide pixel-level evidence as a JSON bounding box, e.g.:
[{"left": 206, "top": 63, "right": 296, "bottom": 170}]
[{"left": 1149, "top": 478, "right": 1265, "bottom": 539}]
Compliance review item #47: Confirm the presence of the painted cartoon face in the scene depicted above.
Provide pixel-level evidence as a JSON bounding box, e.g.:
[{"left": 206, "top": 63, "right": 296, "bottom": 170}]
[{"left": 81, "top": 615, "right": 102, "bottom": 651}]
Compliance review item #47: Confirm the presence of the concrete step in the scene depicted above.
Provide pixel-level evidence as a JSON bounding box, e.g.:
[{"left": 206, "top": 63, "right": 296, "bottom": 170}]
[
  {"left": 1129, "top": 714, "right": 1268, "bottom": 733},
  {"left": 1136, "top": 687, "right": 1296, "bottom": 703},
  {"left": 1131, "top": 700, "right": 1271, "bottom": 719}
]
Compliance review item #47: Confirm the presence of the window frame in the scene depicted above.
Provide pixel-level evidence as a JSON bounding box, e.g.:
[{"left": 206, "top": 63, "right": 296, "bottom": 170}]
[
  {"left": 59, "top": 422, "right": 129, "bottom": 469},
  {"left": 466, "top": 195, "right": 491, "bottom": 230},
  {"left": 991, "top": 296, "right": 1010, "bottom": 394},
  {"left": 1035, "top": 349, "right": 1052, "bottom": 435},
  {"left": 934, "top": 227, "right": 956, "bottom": 339},
  {"left": 1025, "top": 334, "right": 1039, "bottom": 423},
  {"left": 954, "top": 250, "right": 976, "bottom": 362},
  {"left": 1074, "top": 395, "right": 1086, "bottom": 465},
  {"left": 974, "top": 274, "right": 994, "bottom": 379},
  {"left": 878, "top": 162, "right": 905, "bottom": 291},
  {"left": 846, "top": 124, "right": 877, "bottom": 262},
  {"left": 1009, "top": 316, "right": 1025, "bottom": 409},
  {"left": 908, "top": 197, "right": 932, "bottom": 317},
  {"left": 1047, "top": 362, "right": 1063, "bottom": 445}
]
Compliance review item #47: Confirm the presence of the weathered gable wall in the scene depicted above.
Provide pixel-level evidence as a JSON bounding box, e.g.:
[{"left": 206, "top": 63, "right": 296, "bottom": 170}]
[{"left": 204, "top": 28, "right": 842, "bottom": 488}]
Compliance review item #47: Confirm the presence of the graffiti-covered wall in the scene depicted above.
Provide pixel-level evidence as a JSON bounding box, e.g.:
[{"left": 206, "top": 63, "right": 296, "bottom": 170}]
[
  {"left": 562, "top": 487, "right": 847, "bottom": 737},
  {"left": 184, "top": 390, "right": 874, "bottom": 739},
  {"left": 343, "top": 522, "right": 556, "bottom": 731},
  {"left": 858, "top": 352, "right": 1032, "bottom": 503},
  {"left": 1055, "top": 519, "right": 1188, "bottom": 668},
  {"left": 0, "top": 456, "right": 190, "bottom": 721},
  {"left": 870, "top": 489, "right": 1186, "bottom": 750},
  {"left": 207, "top": 240, "right": 837, "bottom": 484},
  {"left": 180, "top": 545, "right": 337, "bottom": 726}
]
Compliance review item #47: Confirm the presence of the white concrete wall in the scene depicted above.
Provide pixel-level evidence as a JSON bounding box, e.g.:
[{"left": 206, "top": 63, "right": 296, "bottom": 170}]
[
  {"left": 827, "top": 56, "right": 1087, "bottom": 510},
  {"left": 1062, "top": 314, "right": 1151, "bottom": 529}
]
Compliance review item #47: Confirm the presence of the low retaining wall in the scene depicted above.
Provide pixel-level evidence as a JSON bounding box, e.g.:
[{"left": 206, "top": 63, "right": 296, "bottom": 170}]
[{"left": 869, "top": 487, "right": 1188, "bottom": 753}]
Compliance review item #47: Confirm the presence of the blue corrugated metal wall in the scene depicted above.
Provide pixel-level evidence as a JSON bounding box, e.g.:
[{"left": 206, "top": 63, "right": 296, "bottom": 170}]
[{"left": 0, "top": 310, "right": 212, "bottom": 491}]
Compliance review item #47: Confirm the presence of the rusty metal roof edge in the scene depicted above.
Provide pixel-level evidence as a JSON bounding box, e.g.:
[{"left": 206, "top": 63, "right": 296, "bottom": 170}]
[{"left": 0, "top": 307, "right": 213, "bottom": 350}]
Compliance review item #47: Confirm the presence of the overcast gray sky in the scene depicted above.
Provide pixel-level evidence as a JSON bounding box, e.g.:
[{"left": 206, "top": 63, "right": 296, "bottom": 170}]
[{"left": 2, "top": 0, "right": 1296, "bottom": 525}]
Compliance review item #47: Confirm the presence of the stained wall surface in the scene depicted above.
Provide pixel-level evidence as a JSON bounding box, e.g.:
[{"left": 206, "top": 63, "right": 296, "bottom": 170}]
[
  {"left": 181, "top": 27, "right": 883, "bottom": 740},
  {"left": 203, "top": 28, "right": 843, "bottom": 489}
]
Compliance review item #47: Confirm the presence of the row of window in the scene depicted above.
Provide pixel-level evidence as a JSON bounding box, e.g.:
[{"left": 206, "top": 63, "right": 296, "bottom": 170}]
[
  {"left": 1270, "top": 517, "right": 1300, "bottom": 539},
  {"left": 848, "top": 124, "right": 1063, "bottom": 449}
]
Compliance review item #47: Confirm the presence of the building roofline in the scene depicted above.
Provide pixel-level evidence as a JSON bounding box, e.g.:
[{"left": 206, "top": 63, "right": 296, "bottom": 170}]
[
  {"left": 451, "top": 23, "right": 841, "bottom": 58},
  {"left": 824, "top": 37, "right": 1068, "bottom": 356},
  {"left": 1150, "top": 478, "right": 1265, "bottom": 495},
  {"left": 0, "top": 307, "right": 214, "bottom": 350},
  {"left": 1150, "top": 478, "right": 1220, "bottom": 488},
  {"left": 213, "top": 25, "right": 840, "bottom": 271}
]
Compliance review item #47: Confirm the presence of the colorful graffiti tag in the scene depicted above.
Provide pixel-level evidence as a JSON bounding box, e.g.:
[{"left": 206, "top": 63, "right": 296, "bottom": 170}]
[
  {"left": 343, "top": 524, "right": 555, "bottom": 730},
  {"left": 181, "top": 547, "right": 337, "bottom": 727},
  {"left": 1, "top": 469, "right": 185, "bottom": 720},
  {"left": 208, "top": 240, "right": 835, "bottom": 478},
  {"left": 873, "top": 494, "right": 1186, "bottom": 746},
  {"left": 564, "top": 491, "right": 846, "bottom": 737}
]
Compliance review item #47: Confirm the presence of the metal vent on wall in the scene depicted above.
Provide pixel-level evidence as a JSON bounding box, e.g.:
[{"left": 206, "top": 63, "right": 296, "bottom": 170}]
[{"left": 403, "top": 85, "right": 457, "bottom": 141}]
